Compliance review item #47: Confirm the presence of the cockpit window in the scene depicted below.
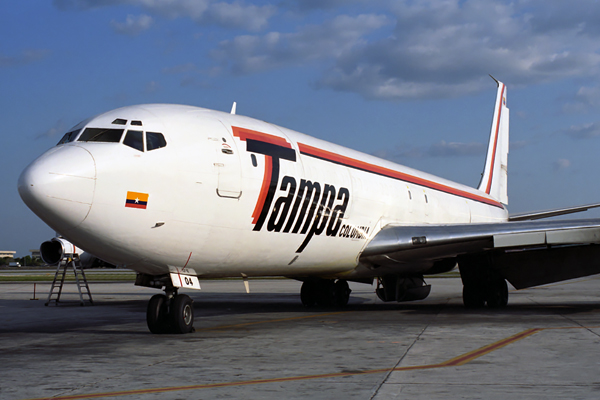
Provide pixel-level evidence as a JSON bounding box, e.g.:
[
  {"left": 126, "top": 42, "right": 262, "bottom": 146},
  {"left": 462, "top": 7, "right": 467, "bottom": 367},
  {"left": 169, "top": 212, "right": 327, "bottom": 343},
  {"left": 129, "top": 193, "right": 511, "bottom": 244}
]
[
  {"left": 146, "top": 132, "right": 167, "bottom": 151},
  {"left": 78, "top": 128, "right": 124, "bottom": 143},
  {"left": 112, "top": 118, "right": 127, "bottom": 125},
  {"left": 123, "top": 130, "right": 144, "bottom": 152},
  {"left": 57, "top": 129, "right": 81, "bottom": 146}
]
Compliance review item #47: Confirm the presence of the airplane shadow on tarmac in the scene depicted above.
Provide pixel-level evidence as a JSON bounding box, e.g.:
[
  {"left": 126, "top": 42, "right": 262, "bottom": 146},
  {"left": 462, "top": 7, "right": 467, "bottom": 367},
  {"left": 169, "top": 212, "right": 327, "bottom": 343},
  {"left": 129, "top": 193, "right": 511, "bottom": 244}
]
[{"left": 2, "top": 290, "right": 600, "bottom": 336}]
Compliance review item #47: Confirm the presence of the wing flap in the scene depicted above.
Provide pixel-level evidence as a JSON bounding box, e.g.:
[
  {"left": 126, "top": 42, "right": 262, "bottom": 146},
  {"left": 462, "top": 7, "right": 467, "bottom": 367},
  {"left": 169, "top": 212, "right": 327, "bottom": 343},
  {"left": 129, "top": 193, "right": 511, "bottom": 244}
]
[
  {"left": 494, "top": 244, "right": 600, "bottom": 289},
  {"left": 493, "top": 231, "right": 546, "bottom": 247}
]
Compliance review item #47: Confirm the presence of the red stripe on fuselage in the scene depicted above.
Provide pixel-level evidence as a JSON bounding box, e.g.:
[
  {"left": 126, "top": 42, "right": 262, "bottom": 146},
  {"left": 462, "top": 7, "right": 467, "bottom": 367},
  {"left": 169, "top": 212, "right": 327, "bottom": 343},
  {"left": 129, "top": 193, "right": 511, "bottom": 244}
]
[
  {"left": 298, "top": 143, "right": 503, "bottom": 209},
  {"left": 485, "top": 84, "right": 505, "bottom": 195},
  {"left": 252, "top": 155, "right": 273, "bottom": 223},
  {"left": 232, "top": 126, "right": 292, "bottom": 148}
]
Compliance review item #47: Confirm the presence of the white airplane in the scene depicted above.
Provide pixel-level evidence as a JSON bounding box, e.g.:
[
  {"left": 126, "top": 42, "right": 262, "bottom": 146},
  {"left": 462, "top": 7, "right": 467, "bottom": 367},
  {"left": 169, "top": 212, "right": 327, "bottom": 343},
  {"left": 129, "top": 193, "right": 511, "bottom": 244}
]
[{"left": 18, "top": 78, "right": 600, "bottom": 334}]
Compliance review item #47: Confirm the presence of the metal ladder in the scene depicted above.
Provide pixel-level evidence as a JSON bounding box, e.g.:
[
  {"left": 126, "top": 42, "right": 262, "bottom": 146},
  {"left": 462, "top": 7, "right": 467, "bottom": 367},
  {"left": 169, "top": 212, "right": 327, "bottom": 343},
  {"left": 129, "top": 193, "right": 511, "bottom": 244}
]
[{"left": 46, "top": 254, "right": 94, "bottom": 306}]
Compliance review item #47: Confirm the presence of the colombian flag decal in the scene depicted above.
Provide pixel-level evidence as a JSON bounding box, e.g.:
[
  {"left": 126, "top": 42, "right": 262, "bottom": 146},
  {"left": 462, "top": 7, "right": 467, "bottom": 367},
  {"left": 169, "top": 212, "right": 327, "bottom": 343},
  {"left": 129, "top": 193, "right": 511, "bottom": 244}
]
[{"left": 125, "top": 191, "right": 149, "bottom": 209}]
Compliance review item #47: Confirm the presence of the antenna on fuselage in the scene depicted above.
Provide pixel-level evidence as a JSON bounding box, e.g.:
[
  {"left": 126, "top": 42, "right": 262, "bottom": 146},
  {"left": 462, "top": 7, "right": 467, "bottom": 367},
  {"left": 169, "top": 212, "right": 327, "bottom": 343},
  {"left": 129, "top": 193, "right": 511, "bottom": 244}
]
[{"left": 230, "top": 102, "right": 237, "bottom": 115}]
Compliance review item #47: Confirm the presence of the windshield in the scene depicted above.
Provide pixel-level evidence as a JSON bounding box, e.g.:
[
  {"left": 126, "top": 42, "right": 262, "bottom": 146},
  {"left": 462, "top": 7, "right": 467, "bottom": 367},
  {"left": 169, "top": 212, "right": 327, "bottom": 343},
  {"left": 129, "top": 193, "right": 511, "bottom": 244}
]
[
  {"left": 56, "top": 129, "right": 81, "bottom": 145},
  {"left": 78, "top": 128, "right": 124, "bottom": 142}
]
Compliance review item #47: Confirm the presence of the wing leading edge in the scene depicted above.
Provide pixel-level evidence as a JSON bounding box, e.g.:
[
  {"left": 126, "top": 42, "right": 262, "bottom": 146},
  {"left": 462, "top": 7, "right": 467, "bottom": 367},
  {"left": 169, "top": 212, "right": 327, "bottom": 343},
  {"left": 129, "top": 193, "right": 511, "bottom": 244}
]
[{"left": 361, "top": 219, "right": 600, "bottom": 289}]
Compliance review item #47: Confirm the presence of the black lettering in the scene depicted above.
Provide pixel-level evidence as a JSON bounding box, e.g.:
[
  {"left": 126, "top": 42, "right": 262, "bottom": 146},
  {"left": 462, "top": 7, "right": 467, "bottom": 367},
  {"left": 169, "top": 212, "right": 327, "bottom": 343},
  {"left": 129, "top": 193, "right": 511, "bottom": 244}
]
[
  {"left": 296, "top": 184, "right": 336, "bottom": 253},
  {"left": 267, "top": 176, "right": 296, "bottom": 232},
  {"left": 327, "top": 187, "right": 349, "bottom": 236},
  {"left": 291, "top": 180, "right": 321, "bottom": 234},
  {"left": 253, "top": 155, "right": 280, "bottom": 232},
  {"left": 284, "top": 179, "right": 306, "bottom": 233}
]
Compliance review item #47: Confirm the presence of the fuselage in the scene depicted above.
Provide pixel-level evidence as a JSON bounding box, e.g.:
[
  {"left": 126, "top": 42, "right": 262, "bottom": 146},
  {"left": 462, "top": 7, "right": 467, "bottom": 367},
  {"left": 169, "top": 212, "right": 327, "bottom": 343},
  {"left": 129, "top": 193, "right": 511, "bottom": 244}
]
[{"left": 18, "top": 104, "right": 508, "bottom": 279}]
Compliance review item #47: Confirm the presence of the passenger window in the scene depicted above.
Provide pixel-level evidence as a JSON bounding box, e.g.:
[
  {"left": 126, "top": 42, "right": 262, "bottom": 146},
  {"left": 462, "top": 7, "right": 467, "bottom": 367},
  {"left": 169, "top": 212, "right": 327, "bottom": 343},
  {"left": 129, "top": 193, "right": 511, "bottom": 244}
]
[
  {"left": 123, "top": 130, "right": 144, "bottom": 152},
  {"left": 78, "top": 128, "right": 124, "bottom": 142},
  {"left": 57, "top": 129, "right": 81, "bottom": 145},
  {"left": 146, "top": 132, "right": 167, "bottom": 151}
]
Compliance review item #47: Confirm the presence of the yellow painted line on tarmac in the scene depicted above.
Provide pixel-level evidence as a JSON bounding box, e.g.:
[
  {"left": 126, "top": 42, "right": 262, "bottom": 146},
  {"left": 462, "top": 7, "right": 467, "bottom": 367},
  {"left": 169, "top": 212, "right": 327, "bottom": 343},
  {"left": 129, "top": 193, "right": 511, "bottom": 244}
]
[
  {"left": 441, "top": 328, "right": 543, "bottom": 366},
  {"left": 25, "top": 325, "right": 600, "bottom": 400}
]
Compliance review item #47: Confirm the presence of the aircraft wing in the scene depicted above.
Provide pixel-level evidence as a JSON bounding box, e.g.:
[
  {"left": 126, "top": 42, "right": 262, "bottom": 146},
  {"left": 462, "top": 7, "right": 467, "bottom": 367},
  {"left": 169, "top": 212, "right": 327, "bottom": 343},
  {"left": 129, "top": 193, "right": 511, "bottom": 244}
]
[{"left": 360, "top": 219, "right": 600, "bottom": 289}]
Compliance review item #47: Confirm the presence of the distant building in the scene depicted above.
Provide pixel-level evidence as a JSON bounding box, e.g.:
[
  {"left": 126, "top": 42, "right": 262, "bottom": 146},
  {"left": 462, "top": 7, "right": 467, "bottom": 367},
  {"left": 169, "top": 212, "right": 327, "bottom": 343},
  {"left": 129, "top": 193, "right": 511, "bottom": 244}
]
[
  {"left": 30, "top": 249, "right": 41, "bottom": 259},
  {"left": 0, "top": 251, "right": 16, "bottom": 259}
]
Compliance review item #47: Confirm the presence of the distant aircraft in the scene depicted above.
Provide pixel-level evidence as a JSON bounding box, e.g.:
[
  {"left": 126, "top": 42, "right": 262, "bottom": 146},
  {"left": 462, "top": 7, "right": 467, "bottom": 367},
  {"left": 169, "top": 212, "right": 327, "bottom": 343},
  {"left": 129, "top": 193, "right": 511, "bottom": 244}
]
[{"left": 18, "top": 78, "right": 600, "bottom": 334}]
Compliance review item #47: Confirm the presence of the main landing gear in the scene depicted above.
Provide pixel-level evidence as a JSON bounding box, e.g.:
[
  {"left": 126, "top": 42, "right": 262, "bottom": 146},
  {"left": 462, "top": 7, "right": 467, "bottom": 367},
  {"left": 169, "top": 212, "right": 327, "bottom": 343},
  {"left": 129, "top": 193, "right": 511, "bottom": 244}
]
[
  {"left": 459, "top": 255, "right": 509, "bottom": 309},
  {"left": 146, "top": 288, "right": 194, "bottom": 334},
  {"left": 462, "top": 277, "right": 508, "bottom": 308},
  {"left": 300, "top": 279, "right": 351, "bottom": 307}
]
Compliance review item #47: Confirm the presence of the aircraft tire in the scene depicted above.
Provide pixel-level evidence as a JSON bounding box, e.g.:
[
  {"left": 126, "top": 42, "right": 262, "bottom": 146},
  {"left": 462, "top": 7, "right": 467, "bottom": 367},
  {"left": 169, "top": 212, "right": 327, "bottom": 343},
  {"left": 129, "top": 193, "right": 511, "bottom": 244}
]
[
  {"left": 333, "top": 280, "right": 351, "bottom": 307},
  {"left": 462, "top": 285, "right": 485, "bottom": 308},
  {"left": 300, "top": 281, "right": 318, "bottom": 307},
  {"left": 316, "top": 280, "right": 336, "bottom": 307},
  {"left": 171, "top": 294, "right": 194, "bottom": 334},
  {"left": 147, "top": 294, "right": 169, "bottom": 334},
  {"left": 486, "top": 278, "right": 508, "bottom": 308}
]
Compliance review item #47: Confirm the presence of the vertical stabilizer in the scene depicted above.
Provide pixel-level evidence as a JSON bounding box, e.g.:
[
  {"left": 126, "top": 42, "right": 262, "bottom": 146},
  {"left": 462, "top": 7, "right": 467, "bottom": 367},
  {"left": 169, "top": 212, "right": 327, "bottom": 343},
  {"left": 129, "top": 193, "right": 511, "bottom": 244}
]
[{"left": 478, "top": 78, "right": 509, "bottom": 204}]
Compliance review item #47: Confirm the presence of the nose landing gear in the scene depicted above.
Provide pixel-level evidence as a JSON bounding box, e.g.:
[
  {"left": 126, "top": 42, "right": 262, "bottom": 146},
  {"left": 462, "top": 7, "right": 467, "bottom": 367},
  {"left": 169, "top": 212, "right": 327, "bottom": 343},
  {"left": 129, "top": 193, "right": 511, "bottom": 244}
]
[{"left": 146, "top": 288, "right": 194, "bottom": 334}]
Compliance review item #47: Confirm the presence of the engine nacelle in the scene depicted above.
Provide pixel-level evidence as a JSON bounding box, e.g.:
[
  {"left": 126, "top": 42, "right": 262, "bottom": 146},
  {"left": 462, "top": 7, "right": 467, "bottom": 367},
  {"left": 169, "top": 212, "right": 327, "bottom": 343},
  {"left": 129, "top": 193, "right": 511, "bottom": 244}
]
[
  {"left": 376, "top": 275, "right": 431, "bottom": 302},
  {"left": 40, "top": 237, "right": 83, "bottom": 265}
]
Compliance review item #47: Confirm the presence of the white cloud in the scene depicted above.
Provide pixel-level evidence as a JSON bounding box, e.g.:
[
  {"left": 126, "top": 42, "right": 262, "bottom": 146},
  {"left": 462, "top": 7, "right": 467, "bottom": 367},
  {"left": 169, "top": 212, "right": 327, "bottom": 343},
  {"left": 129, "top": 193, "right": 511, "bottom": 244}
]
[
  {"left": 207, "top": 2, "right": 276, "bottom": 31},
  {"left": 0, "top": 49, "right": 51, "bottom": 67},
  {"left": 319, "top": 0, "right": 600, "bottom": 99},
  {"left": 212, "top": 14, "right": 390, "bottom": 74},
  {"left": 136, "top": 0, "right": 276, "bottom": 31},
  {"left": 553, "top": 158, "right": 571, "bottom": 171},
  {"left": 427, "top": 140, "right": 485, "bottom": 157},
  {"left": 55, "top": 0, "right": 276, "bottom": 31},
  {"left": 55, "top": 0, "right": 600, "bottom": 100},
  {"left": 562, "top": 86, "right": 600, "bottom": 113},
  {"left": 208, "top": 0, "right": 600, "bottom": 99},
  {"left": 110, "top": 14, "right": 153, "bottom": 35},
  {"left": 36, "top": 119, "right": 67, "bottom": 140},
  {"left": 564, "top": 122, "right": 600, "bottom": 139}
]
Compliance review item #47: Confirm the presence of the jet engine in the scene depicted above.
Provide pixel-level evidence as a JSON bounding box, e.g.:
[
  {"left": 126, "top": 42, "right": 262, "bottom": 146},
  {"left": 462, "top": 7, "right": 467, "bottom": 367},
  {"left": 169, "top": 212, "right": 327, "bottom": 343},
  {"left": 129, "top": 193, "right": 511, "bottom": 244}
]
[
  {"left": 376, "top": 275, "right": 431, "bottom": 302},
  {"left": 40, "top": 237, "right": 96, "bottom": 267}
]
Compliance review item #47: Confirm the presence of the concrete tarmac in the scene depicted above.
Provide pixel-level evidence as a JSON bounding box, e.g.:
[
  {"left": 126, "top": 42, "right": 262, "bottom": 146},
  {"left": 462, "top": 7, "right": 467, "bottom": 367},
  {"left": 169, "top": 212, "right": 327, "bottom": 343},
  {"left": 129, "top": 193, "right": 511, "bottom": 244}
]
[{"left": 1, "top": 276, "right": 600, "bottom": 400}]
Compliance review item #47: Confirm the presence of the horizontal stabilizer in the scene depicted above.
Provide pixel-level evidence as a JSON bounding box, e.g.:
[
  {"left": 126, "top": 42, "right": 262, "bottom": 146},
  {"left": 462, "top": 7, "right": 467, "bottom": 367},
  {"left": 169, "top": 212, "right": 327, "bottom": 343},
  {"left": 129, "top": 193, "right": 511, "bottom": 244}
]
[{"left": 509, "top": 203, "right": 600, "bottom": 221}]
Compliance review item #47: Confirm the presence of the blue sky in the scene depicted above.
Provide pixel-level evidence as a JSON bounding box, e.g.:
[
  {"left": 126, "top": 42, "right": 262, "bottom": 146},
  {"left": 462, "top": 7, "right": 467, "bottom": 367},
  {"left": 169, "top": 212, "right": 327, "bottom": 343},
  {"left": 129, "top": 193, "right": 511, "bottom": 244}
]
[{"left": 3, "top": 0, "right": 600, "bottom": 256}]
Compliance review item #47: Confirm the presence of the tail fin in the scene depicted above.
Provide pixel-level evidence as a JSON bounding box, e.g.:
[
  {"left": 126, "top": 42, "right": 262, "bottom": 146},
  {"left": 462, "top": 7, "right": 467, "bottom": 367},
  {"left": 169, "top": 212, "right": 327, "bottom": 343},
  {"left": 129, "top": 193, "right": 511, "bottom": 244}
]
[{"left": 478, "top": 77, "right": 509, "bottom": 204}]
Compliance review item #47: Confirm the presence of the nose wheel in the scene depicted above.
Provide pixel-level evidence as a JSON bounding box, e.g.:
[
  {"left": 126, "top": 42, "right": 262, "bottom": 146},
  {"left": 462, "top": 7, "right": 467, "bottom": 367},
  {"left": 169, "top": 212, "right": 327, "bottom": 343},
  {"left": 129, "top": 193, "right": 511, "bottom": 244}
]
[{"left": 146, "top": 290, "right": 194, "bottom": 334}]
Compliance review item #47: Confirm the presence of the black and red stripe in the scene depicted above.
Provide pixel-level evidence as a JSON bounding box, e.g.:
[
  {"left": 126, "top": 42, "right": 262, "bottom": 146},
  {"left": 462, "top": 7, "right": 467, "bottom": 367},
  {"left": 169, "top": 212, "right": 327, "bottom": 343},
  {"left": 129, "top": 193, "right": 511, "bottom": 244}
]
[{"left": 298, "top": 143, "right": 503, "bottom": 209}]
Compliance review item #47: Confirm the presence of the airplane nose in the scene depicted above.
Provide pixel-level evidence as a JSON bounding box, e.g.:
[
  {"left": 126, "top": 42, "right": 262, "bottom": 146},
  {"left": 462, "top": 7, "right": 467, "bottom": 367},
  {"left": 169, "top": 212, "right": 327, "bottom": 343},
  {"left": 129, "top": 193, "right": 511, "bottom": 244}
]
[{"left": 18, "top": 145, "right": 96, "bottom": 232}]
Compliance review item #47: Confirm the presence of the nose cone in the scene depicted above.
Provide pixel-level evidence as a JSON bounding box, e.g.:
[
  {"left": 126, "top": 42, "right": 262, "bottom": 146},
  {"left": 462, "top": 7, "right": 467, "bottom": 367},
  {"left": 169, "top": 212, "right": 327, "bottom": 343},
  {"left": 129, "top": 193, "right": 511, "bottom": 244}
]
[{"left": 18, "top": 145, "right": 96, "bottom": 232}]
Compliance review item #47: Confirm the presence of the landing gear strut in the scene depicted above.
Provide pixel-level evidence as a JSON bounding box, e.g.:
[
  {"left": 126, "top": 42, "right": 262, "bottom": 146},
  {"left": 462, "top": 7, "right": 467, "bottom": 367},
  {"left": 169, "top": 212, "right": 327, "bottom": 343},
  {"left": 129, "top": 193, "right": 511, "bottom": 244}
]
[
  {"left": 300, "top": 279, "right": 351, "bottom": 307},
  {"left": 146, "top": 288, "right": 194, "bottom": 334}
]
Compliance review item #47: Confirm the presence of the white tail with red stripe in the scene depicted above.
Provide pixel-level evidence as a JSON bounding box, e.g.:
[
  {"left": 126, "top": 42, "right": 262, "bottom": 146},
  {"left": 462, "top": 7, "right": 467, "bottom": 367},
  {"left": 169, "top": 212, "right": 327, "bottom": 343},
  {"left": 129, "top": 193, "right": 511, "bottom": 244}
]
[{"left": 478, "top": 77, "right": 509, "bottom": 205}]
